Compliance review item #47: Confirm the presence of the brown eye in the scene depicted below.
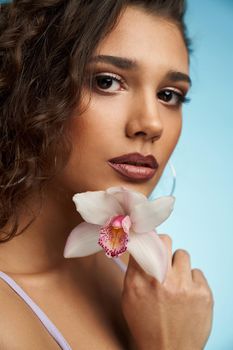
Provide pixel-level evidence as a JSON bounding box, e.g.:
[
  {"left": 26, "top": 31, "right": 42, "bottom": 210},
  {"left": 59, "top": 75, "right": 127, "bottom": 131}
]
[
  {"left": 157, "top": 89, "right": 189, "bottom": 106},
  {"left": 93, "top": 74, "right": 124, "bottom": 93},
  {"left": 96, "top": 76, "right": 115, "bottom": 90}
]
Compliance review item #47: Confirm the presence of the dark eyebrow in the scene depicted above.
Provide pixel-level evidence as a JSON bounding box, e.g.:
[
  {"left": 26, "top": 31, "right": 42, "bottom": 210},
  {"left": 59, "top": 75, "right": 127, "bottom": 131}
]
[
  {"left": 89, "top": 55, "right": 192, "bottom": 86},
  {"left": 89, "top": 55, "right": 138, "bottom": 70},
  {"left": 164, "top": 70, "right": 192, "bottom": 86}
]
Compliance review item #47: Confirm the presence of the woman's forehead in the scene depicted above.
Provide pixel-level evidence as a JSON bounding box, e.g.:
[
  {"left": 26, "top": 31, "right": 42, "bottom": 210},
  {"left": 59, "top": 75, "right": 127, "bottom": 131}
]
[{"left": 94, "top": 6, "right": 189, "bottom": 75}]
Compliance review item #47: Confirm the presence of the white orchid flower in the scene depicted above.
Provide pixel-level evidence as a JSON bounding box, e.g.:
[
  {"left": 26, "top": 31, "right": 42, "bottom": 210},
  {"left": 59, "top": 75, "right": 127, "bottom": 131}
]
[{"left": 63, "top": 186, "right": 175, "bottom": 283}]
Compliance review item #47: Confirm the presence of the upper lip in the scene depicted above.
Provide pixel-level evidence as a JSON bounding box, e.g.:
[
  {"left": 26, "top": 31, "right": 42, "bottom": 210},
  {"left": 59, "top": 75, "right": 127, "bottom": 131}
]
[{"left": 108, "top": 152, "right": 159, "bottom": 169}]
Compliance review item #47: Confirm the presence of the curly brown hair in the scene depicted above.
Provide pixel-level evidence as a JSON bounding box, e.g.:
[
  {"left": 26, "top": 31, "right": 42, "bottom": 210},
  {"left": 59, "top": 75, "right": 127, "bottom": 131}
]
[{"left": 0, "top": 0, "right": 191, "bottom": 243}]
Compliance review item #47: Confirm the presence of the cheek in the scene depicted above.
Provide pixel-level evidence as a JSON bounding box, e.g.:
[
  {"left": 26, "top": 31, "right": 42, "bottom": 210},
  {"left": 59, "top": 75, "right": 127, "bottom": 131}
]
[
  {"left": 84, "top": 93, "right": 126, "bottom": 123},
  {"left": 73, "top": 96, "right": 128, "bottom": 152},
  {"left": 64, "top": 100, "right": 125, "bottom": 171},
  {"left": 159, "top": 110, "right": 182, "bottom": 162},
  {"left": 86, "top": 94, "right": 128, "bottom": 126},
  {"left": 168, "top": 114, "right": 182, "bottom": 148}
]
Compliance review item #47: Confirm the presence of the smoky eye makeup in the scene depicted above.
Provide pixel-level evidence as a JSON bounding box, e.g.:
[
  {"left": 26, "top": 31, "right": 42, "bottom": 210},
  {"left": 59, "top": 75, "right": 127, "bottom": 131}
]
[
  {"left": 157, "top": 89, "right": 191, "bottom": 107},
  {"left": 83, "top": 63, "right": 128, "bottom": 93},
  {"left": 91, "top": 72, "right": 126, "bottom": 92},
  {"left": 84, "top": 64, "right": 191, "bottom": 106}
]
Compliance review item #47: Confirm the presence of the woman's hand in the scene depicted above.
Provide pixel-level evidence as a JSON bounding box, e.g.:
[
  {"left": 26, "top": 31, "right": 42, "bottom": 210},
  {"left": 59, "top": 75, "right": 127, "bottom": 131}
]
[{"left": 121, "top": 234, "right": 214, "bottom": 350}]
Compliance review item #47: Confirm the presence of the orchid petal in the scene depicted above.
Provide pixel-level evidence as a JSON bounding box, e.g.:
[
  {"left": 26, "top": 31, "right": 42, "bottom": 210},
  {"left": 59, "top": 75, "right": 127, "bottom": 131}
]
[
  {"left": 131, "top": 196, "right": 176, "bottom": 233},
  {"left": 72, "top": 191, "right": 124, "bottom": 225},
  {"left": 122, "top": 215, "right": 131, "bottom": 234},
  {"left": 106, "top": 186, "right": 147, "bottom": 215},
  {"left": 127, "top": 231, "right": 168, "bottom": 283},
  {"left": 63, "top": 222, "right": 101, "bottom": 258}
]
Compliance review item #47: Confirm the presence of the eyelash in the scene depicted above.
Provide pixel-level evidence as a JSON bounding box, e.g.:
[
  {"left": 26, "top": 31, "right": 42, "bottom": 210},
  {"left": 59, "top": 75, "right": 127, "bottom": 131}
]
[{"left": 90, "top": 72, "right": 190, "bottom": 107}]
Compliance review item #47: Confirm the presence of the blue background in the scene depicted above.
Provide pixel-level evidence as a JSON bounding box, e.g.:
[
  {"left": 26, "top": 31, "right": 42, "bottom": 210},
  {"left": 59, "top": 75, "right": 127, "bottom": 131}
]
[{"left": 1, "top": 0, "right": 232, "bottom": 349}]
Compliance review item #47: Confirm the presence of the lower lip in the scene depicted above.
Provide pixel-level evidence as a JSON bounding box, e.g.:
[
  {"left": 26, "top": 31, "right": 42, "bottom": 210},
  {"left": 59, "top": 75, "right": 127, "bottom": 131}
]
[{"left": 108, "top": 162, "right": 157, "bottom": 181}]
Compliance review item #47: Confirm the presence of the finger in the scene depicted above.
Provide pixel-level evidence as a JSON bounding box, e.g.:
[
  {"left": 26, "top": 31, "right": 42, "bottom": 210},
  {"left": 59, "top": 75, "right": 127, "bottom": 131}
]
[
  {"left": 192, "top": 268, "right": 210, "bottom": 286},
  {"left": 123, "top": 254, "right": 146, "bottom": 291},
  {"left": 172, "top": 249, "right": 192, "bottom": 281},
  {"left": 192, "top": 269, "right": 214, "bottom": 304}
]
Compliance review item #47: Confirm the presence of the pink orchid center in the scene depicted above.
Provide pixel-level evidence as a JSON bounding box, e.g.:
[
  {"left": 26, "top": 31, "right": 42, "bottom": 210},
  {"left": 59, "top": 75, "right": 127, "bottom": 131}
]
[{"left": 98, "top": 214, "right": 131, "bottom": 258}]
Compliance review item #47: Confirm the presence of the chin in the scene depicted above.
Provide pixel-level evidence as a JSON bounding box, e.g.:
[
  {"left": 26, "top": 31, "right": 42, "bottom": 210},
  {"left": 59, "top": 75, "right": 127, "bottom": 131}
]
[
  {"left": 97, "top": 179, "right": 153, "bottom": 197},
  {"left": 68, "top": 175, "right": 156, "bottom": 197}
]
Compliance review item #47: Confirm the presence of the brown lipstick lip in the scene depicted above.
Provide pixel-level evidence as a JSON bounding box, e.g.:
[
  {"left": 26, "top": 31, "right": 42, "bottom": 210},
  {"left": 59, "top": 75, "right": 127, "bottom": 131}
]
[{"left": 108, "top": 152, "right": 159, "bottom": 169}]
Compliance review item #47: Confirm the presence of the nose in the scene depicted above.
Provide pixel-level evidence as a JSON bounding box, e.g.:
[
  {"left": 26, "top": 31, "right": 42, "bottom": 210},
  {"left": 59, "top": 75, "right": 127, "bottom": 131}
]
[{"left": 125, "top": 90, "right": 163, "bottom": 142}]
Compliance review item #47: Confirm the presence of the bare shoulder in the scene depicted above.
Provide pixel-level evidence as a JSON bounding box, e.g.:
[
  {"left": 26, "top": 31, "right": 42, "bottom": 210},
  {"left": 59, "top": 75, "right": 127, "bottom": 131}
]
[
  {"left": 0, "top": 278, "right": 60, "bottom": 350},
  {"left": 0, "top": 254, "right": 131, "bottom": 350}
]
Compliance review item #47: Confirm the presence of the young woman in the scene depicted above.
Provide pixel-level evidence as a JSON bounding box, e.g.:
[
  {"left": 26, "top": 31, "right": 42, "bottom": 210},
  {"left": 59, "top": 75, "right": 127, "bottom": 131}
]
[{"left": 0, "top": 1, "right": 214, "bottom": 349}]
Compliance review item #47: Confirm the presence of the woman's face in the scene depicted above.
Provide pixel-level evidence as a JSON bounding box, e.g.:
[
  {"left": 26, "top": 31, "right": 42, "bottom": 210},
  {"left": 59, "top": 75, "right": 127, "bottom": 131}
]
[{"left": 57, "top": 6, "right": 190, "bottom": 197}]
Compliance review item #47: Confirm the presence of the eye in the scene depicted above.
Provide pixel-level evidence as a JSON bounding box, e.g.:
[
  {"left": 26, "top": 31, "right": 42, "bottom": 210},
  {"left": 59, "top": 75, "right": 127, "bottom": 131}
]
[
  {"left": 157, "top": 89, "right": 190, "bottom": 107},
  {"left": 92, "top": 73, "right": 125, "bottom": 93}
]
